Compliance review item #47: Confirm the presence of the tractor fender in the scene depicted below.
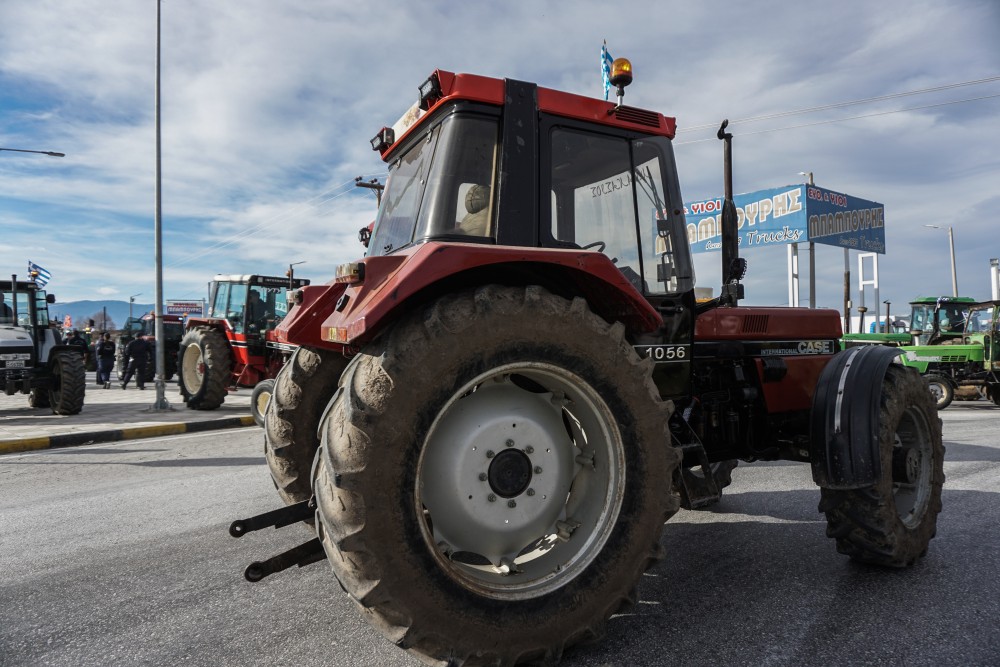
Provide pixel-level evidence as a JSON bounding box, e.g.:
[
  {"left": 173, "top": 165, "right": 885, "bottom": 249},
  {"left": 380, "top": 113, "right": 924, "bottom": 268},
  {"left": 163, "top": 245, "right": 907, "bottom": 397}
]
[{"left": 809, "top": 345, "right": 902, "bottom": 489}]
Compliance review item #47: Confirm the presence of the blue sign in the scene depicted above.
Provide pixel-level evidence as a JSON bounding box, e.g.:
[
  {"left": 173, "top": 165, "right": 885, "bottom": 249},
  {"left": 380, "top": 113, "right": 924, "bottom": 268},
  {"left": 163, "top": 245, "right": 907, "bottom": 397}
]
[{"left": 684, "top": 184, "right": 885, "bottom": 254}]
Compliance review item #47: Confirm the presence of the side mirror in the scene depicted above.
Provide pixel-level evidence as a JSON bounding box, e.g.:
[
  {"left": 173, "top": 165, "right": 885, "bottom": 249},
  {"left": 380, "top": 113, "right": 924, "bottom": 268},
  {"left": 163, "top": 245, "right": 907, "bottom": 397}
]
[{"left": 46, "top": 294, "right": 56, "bottom": 303}]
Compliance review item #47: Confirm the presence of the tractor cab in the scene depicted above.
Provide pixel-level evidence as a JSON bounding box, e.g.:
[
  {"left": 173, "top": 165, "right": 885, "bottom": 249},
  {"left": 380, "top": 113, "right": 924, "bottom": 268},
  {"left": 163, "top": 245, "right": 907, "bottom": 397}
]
[
  {"left": 207, "top": 274, "right": 308, "bottom": 347},
  {"left": 908, "top": 296, "right": 977, "bottom": 345}
]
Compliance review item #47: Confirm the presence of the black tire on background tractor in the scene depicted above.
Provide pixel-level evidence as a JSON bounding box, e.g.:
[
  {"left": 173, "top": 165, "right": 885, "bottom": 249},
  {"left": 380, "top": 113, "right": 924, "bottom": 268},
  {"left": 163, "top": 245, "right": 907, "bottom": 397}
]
[
  {"left": 250, "top": 378, "right": 275, "bottom": 428},
  {"left": 28, "top": 386, "right": 51, "bottom": 409},
  {"left": 819, "top": 365, "right": 944, "bottom": 567},
  {"left": 48, "top": 350, "right": 86, "bottom": 415},
  {"left": 313, "top": 285, "right": 681, "bottom": 665},
  {"left": 987, "top": 381, "right": 1000, "bottom": 407},
  {"left": 142, "top": 349, "right": 156, "bottom": 384},
  {"left": 264, "top": 347, "right": 348, "bottom": 505},
  {"left": 177, "top": 326, "right": 232, "bottom": 410},
  {"left": 924, "top": 373, "right": 954, "bottom": 410}
]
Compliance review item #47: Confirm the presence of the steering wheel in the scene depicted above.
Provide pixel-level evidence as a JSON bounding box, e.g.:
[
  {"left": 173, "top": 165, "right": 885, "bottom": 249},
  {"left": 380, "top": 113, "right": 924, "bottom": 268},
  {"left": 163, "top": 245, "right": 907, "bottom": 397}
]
[{"left": 581, "top": 241, "right": 606, "bottom": 253}]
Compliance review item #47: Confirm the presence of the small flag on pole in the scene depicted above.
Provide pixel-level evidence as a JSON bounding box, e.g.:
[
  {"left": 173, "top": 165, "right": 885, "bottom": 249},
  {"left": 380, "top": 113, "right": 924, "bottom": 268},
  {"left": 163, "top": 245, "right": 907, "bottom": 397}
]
[
  {"left": 28, "top": 261, "right": 52, "bottom": 287},
  {"left": 601, "top": 41, "right": 614, "bottom": 101}
]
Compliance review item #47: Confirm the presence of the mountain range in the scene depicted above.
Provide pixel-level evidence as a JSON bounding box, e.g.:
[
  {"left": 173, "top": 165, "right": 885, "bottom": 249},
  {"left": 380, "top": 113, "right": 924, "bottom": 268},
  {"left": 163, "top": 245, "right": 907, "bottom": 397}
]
[{"left": 50, "top": 300, "right": 157, "bottom": 331}]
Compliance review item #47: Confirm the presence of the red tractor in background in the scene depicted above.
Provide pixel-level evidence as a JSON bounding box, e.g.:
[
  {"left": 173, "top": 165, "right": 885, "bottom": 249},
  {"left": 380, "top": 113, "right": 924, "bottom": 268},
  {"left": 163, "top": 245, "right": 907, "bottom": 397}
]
[
  {"left": 115, "top": 311, "right": 185, "bottom": 383},
  {"left": 177, "top": 273, "right": 308, "bottom": 425},
  {"left": 231, "top": 63, "right": 944, "bottom": 666}
]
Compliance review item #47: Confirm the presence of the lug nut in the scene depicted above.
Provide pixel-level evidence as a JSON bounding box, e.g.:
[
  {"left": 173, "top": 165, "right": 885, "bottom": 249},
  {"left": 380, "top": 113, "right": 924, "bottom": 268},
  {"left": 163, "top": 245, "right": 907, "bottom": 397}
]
[
  {"left": 488, "top": 494, "right": 497, "bottom": 502},
  {"left": 486, "top": 450, "right": 495, "bottom": 459},
  {"left": 508, "top": 500, "right": 517, "bottom": 508},
  {"left": 478, "top": 473, "right": 488, "bottom": 481},
  {"left": 527, "top": 488, "right": 535, "bottom": 496},
  {"left": 534, "top": 466, "right": 543, "bottom": 474},
  {"left": 525, "top": 446, "right": 534, "bottom": 454},
  {"left": 505, "top": 439, "right": 515, "bottom": 447}
]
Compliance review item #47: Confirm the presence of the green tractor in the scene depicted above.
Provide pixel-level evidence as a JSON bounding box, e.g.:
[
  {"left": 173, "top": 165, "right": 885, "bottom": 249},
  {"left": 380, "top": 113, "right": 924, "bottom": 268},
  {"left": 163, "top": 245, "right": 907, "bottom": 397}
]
[
  {"left": 843, "top": 296, "right": 1000, "bottom": 409},
  {"left": 897, "top": 299, "right": 1000, "bottom": 409}
]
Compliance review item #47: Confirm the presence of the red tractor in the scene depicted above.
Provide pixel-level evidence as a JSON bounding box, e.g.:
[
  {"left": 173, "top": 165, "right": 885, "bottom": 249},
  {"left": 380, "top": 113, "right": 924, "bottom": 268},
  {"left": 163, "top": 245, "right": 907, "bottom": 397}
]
[
  {"left": 177, "top": 273, "right": 308, "bottom": 425},
  {"left": 115, "top": 311, "right": 185, "bottom": 383},
  {"left": 232, "top": 63, "right": 943, "bottom": 665}
]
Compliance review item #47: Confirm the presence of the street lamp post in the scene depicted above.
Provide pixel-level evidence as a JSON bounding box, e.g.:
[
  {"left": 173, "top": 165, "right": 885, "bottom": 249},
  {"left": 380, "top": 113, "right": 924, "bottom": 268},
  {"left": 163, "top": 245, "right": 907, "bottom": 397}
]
[
  {"left": 923, "top": 225, "right": 958, "bottom": 297},
  {"left": 129, "top": 293, "right": 142, "bottom": 320},
  {"left": 798, "top": 172, "right": 816, "bottom": 308},
  {"left": 0, "top": 147, "right": 65, "bottom": 157}
]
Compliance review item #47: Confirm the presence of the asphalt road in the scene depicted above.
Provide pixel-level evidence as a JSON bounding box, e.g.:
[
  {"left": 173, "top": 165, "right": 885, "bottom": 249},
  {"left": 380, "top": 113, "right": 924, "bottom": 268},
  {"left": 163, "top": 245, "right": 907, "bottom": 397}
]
[{"left": 1, "top": 405, "right": 998, "bottom": 667}]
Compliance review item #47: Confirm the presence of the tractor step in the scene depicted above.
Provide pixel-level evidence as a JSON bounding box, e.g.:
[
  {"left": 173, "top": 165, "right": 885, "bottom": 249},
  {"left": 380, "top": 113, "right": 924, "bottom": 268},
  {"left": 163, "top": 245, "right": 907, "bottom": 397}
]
[{"left": 668, "top": 412, "right": 723, "bottom": 509}]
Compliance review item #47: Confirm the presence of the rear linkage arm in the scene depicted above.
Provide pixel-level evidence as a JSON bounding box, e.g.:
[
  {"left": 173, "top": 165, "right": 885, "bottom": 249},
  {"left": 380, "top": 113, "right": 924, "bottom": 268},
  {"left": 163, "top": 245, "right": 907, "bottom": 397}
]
[{"left": 229, "top": 499, "right": 326, "bottom": 582}]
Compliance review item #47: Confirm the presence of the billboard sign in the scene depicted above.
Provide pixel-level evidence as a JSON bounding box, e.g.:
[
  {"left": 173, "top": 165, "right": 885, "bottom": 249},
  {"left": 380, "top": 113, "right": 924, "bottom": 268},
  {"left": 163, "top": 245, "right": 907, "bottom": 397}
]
[
  {"left": 684, "top": 184, "right": 885, "bottom": 255},
  {"left": 166, "top": 300, "right": 204, "bottom": 317}
]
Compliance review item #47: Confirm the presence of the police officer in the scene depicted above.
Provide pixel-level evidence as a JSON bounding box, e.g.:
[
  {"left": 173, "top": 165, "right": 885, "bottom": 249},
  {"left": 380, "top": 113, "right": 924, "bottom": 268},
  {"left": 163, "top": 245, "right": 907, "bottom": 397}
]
[
  {"left": 94, "top": 332, "right": 116, "bottom": 389},
  {"left": 121, "top": 336, "right": 151, "bottom": 390}
]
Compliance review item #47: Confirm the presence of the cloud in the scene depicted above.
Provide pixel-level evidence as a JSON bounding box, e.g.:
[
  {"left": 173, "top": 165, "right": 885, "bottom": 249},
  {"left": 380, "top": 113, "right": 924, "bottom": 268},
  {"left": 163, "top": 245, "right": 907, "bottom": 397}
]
[{"left": 1, "top": 0, "right": 998, "bottom": 313}]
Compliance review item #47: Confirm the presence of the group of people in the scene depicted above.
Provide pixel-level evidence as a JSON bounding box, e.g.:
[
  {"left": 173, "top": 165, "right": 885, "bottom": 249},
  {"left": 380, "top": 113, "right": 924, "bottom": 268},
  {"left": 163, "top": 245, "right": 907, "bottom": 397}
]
[{"left": 63, "top": 329, "right": 151, "bottom": 390}]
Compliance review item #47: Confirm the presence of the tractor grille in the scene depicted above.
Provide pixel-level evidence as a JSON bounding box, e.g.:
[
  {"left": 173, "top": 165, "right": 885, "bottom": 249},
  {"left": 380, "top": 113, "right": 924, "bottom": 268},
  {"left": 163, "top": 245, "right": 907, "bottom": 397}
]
[
  {"left": 613, "top": 106, "right": 661, "bottom": 128},
  {"left": 742, "top": 314, "right": 770, "bottom": 334},
  {"left": 939, "top": 354, "right": 968, "bottom": 363}
]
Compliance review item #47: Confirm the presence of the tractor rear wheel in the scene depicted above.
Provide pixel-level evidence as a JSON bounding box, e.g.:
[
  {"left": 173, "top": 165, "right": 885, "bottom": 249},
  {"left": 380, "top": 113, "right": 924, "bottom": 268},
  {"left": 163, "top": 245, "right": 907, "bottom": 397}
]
[
  {"left": 264, "top": 346, "right": 348, "bottom": 505},
  {"left": 819, "top": 365, "right": 944, "bottom": 567},
  {"left": 48, "top": 350, "right": 85, "bottom": 415},
  {"left": 313, "top": 285, "right": 680, "bottom": 665},
  {"left": 250, "top": 379, "right": 275, "bottom": 428},
  {"left": 924, "top": 374, "right": 953, "bottom": 410},
  {"left": 177, "top": 327, "right": 232, "bottom": 410},
  {"left": 987, "top": 381, "right": 1000, "bottom": 407}
]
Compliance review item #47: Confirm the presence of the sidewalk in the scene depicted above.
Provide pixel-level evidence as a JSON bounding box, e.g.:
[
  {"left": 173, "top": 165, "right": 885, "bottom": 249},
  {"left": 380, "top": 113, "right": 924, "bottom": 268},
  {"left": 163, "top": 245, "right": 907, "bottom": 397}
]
[{"left": 0, "top": 371, "right": 256, "bottom": 455}]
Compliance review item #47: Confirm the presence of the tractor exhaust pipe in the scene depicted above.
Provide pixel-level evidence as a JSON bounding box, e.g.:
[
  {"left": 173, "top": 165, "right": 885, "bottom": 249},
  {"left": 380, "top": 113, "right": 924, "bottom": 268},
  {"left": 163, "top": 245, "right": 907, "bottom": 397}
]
[{"left": 717, "top": 121, "right": 745, "bottom": 305}]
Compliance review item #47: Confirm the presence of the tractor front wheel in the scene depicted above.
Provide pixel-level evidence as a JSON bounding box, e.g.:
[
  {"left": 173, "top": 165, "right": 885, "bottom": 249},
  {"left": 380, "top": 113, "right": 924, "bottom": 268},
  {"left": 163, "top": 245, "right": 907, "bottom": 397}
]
[
  {"left": 48, "top": 350, "right": 85, "bottom": 415},
  {"left": 264, "top": 346, "right": 348, "bottom": 505},
  {"left": 819, "top": 365, "right": 944, "bottom": 567},
  {"left": 250, "top": 379, "right": 275, "bottom": 428},
  {"left": 313, "top": 285, "right": 680, "bottom": 665},
  {"left": 924, "top": 374, "right": 953, "bottom": 410},
  {"left": 177, "top": 327, "right": 232, "bottom": 410}
]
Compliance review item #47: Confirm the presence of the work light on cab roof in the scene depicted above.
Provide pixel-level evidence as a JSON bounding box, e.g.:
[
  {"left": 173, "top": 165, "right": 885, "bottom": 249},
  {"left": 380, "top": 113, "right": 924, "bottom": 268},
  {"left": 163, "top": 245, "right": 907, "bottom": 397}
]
[{"left": 609, "top": 57, "right": 633, "bottom": 111}]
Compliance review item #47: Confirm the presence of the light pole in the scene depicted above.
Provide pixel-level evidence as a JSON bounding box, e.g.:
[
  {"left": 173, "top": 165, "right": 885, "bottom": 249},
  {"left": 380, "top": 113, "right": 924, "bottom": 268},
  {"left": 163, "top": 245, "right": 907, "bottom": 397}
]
[
  {"left": 0, "top": 147, "right": 65, "bottom": 157},
  {"left": 923, "top": 225, "right": 958, "bottom": 297},
  {"left": 287, "top": 261, "right": 306, "bottom": 289},
  {"left": 129, "top": 293, "right": 142, "bottom": 320},
  {"left": 798, "top": 172, "right": 816, "bottom": 308}
]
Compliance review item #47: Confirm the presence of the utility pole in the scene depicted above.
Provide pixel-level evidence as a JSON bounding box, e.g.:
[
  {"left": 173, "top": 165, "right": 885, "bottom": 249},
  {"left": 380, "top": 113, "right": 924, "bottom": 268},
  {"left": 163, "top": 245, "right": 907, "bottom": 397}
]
[{"left": 149, "top": 0, "right": 171, "bottom": 411}]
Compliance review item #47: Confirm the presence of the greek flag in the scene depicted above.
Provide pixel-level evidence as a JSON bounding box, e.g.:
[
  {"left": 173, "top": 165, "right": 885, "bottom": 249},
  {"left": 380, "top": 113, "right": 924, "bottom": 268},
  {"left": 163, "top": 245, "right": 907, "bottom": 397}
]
[
  {"left": 28, "top": 261, "right": 51, "bottom": 287},
  {"left": 601, "top": 41, "right": 613, "bottom": 101}
]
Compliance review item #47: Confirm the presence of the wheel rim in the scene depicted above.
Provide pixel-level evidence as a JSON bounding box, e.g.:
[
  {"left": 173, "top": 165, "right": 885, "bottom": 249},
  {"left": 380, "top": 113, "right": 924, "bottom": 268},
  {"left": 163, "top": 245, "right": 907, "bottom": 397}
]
[
  {"left": 255, "top": 387, "right": 272, "bottom": 419},
  {"left": 417, "top": 362, "right": 624, "bottom": 600},
  {"left": 181, "top": 343, "right": 205, "bottom": 393},
  {"left": 927, "top": 381, "right": 944, "bottom": 405},
  {"left": 891, "top": 405, "right": 934, "bottom": 529},
  {"left": 51, "top": 356, "right": 63, "bottom": 403}
]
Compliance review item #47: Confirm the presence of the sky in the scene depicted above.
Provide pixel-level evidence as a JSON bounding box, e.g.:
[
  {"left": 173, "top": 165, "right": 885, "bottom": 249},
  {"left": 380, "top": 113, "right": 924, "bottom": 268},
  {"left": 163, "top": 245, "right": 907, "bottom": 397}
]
[{"left": 1, "top": 0, "right": 998, "bottom": 318}]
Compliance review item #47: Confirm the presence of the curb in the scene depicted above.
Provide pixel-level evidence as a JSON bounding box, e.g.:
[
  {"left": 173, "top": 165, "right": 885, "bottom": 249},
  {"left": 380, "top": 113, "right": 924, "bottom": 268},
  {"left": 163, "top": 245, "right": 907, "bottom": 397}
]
[{"left": 0, "top": 415, "right": 257, "bottom": 455}]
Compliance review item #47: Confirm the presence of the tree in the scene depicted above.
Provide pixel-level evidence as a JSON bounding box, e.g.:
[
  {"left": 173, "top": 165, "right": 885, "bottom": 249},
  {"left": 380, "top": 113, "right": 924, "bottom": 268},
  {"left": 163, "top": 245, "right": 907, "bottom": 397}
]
[{"left": 90, "top": 311, "right": 117, "bottom": 332}]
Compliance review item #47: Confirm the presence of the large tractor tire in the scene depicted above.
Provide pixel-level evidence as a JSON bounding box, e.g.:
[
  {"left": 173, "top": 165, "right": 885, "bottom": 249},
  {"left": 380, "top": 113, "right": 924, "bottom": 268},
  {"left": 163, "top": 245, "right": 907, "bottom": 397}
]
[
  {"left": 987, "top": 381, "right": 1000, "bottom": 407},
  {"left": 142, "top": 349, "right": 156, "bottom": 384},
  {"left": 819, "top": 365, "right": 944, "bottom": 567},
  {"left": 115, "top": 347, "right": 128, "bottom": 382},
  {"left": 924, "top": 373, "right": 954, "bottom": 410},
  {"left": 250, "top": 379, "right": 275, "bottom": 429},
  {"left": 48, "top": 350, "right": 86, "bottom": 415},
  {"left": 313, "top": 285, "right": 681, "bottom": 665},
  {"left": 177, "top": 326, "right": 232, "bottom": 410},
  {"left": 264, "top": 347, "right": 348, "bottom": 505}
]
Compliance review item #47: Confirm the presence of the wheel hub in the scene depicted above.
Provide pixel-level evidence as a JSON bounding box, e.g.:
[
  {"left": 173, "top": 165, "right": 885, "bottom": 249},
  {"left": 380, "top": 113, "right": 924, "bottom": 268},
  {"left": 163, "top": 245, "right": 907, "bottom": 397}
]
[
  {"left": 488, "top": 449, "right": 533, "bottom": 498},
  {"left": 892, "top": 446, "right": 920, "bottom": 485}
]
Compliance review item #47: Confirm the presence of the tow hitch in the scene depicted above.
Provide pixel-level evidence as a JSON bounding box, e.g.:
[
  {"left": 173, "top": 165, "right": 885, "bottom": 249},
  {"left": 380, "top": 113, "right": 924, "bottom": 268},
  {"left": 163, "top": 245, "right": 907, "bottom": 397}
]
[{"left": 229, "top": 499, "right": 327, "bottom": 582}]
